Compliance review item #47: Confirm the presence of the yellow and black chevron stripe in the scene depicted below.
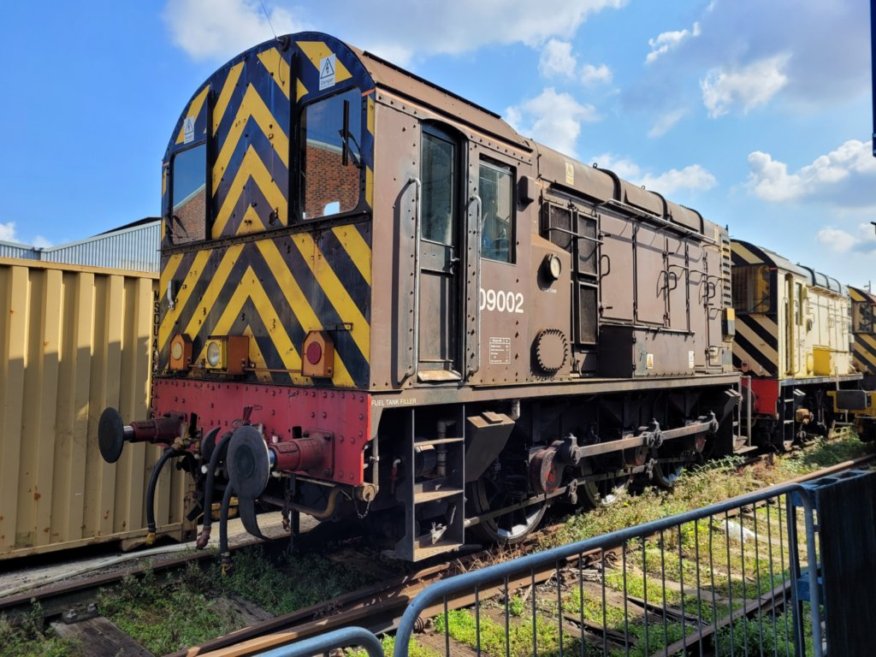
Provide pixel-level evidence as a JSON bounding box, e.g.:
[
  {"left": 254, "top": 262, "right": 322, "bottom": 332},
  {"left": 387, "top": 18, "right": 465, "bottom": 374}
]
[
  {"left": 159, "top": 34, "right": 377, "bottom": 388},
  {"left": 850, "top": 286, "right": 876, "bottom": 376},
  {"left": 731, "top": 240, "right": 779, "bottom": 376},
  {"left": 855, "top": 333, "right": 876, "bottom": 376},
  {"left": 730, "top": 239, "right": 771, "bottom": 268},
  {"left": 159, "top": 223, "right": 372, "bottom": 388},
  {"left": 732, "top": 313, "right": 779, "bottom": 376}
]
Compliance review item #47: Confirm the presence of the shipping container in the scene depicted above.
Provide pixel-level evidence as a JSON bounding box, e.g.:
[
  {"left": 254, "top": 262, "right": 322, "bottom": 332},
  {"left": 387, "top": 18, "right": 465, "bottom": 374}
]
[{"left": 0, "top": 257, "right": 189, "bottom": 558}]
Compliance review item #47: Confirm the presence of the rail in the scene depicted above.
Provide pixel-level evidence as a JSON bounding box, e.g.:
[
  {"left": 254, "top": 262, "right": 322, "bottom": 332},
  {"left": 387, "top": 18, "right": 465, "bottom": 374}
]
[{"left": 254, "top": 627, "right": 384, "bottom": 657}]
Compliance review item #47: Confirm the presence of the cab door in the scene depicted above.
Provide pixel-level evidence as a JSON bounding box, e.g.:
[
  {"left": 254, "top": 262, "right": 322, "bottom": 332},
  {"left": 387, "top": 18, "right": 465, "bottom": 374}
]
[{"left": 417, "top": 126, "right": 462, "bottom": 379}]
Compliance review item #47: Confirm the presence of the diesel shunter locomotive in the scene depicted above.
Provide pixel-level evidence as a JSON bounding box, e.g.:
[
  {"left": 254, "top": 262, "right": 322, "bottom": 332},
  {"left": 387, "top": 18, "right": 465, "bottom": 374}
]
[{"left": 97, "top": 32, "right": 861, "bottom": 562}]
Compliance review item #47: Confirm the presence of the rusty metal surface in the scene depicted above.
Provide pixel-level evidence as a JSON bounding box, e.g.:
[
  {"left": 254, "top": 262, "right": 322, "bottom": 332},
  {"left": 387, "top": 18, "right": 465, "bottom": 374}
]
[
  {"left": 354, "top": 47, "right": 530, "bottom": 151},
  {"left": 0, "top": 258, "right": 187, "bottom": 559}
]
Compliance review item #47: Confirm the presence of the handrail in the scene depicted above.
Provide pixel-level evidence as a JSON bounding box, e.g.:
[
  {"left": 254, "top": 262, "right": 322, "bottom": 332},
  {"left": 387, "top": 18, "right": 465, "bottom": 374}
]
[
  {"left": 394, "top": 480, "right": 814, "bottom": 657},
  {"left": 405, "top": 176, "right": 423, "bottom": 382},
  {"left": 468, "top": 194, "right": 482, "bottom": 378}
]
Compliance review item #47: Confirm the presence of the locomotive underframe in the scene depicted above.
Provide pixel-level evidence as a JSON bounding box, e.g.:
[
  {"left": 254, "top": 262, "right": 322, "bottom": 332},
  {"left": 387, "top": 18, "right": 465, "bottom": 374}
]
[
  {"left": 746, "top": 373, "right": 863, "bottom": 451},
  {"left": 373, "top": 380, "right": 740, "bottom": 560},
  {"left": 136, "top": 372, "right": 743, "bottom": 561},
  {"left": 189, "top": 372, "right": 739, "bottom": 560}
]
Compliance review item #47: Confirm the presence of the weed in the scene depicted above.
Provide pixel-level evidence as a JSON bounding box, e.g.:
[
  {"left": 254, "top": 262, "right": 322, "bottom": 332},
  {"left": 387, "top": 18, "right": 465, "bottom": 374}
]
[
  {"left": 0, "top": 603, "right": 80, "bottom": 657},
  {"left": 508, "top": 594, "right": 526, "bottom": 617},
  {"left": 218, "top": 546, "right": 377, "bottom": 614},
  {"left": 349, "top": 634, "right": 438, "bottom": 657},
  {"left": 714, "top": 608, "right": 806, "bottom": 657}
]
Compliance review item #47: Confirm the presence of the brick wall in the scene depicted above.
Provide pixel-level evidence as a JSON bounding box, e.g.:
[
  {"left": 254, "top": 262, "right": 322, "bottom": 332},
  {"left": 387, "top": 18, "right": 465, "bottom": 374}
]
[{"left": 302, "top": 140, "right": 360, "bottom": 219}]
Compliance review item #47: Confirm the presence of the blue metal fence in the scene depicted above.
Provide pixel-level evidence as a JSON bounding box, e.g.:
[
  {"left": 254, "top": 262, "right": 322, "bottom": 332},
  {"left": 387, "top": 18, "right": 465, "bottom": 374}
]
[{"left": 260, "top": 469, "right": 876, "bottom": 657}]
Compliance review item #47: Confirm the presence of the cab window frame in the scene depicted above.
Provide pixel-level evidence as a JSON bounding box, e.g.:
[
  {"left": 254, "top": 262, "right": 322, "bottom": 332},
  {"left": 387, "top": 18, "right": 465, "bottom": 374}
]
[
  {"left": 420, "top": 124, "right": 460, "bottom": 247},
  {"left": 854, "top": 301, "right": 876, "bottom": 334},
  {"left": 167, "top": 139, "right": 210, "bottom": 246},
  {"left": 297, "top": 85, "right": 364, "bottom": 222},
  {"left": 478, "top": 157, "right": 516, "bottom": 264}
]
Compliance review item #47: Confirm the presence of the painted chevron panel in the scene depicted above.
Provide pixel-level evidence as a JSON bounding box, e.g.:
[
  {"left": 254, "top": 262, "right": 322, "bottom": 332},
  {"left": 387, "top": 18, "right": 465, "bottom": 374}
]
[
  {"left": 854, "top": 333, "right": 876, "bottom": 376},
  {"left": 731, "top": 240, "right": 770, "bottom": 267},
  {"left": 211, "top": 52, "right": 292, "bottom": 238},
  {"left": 159, "top": 226, "right": 371, "bottom": 388},
  {"left": 849, "top": 286, "right": 876, "bottom": 376},
  {"left": 159, "top": 36, "right": 377, "bottom": 390},
  {"left": 175, "top": 84, "right": 210, "bottom": 145},
  {"left": 732, "top": 314, "right": 779, "bottom": 376}
]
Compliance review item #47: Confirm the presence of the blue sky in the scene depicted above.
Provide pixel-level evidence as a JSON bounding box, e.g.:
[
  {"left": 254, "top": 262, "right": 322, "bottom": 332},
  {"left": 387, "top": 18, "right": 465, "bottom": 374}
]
[{"left": 1, "top": 0, "right": 873, "bottom": 287}]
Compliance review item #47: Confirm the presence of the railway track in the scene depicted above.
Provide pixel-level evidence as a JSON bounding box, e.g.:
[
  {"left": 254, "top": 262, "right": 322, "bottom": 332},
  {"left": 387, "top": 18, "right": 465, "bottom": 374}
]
[{"left": 2, "top": 448, "right": 872, "bottom": 657}]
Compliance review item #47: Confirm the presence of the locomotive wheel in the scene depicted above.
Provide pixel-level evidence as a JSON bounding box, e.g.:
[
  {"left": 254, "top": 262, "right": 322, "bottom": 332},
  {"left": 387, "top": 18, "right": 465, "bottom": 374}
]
[
  {"left": 578, "top": 460, "right": 630, "bottom": 508},
  {"left": 773, "top": 432, "right": 796, "bottom": 453},
  {"left": 468, "top": 478, "right": 547, "bottom": 545},
  {"left": 651, "top": 461, "right": 684, "bottom": 490}
]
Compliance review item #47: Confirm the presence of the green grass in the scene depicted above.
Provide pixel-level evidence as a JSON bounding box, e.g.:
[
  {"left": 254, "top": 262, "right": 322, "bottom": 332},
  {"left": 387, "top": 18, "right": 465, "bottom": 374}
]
[
  {"left": 349, "top": 634, "right": 439, "bottom": 657},
  {"left": 217, "top": 546, "right": 377, "bottom": 614},
  {"left": 530, "top": 436, "right": 872, "bottom": 656},
  {"left": 97, "top": 545, "right": 380, "bottom": 654},
  {"left": 714, "top": 608, "right": 809, "bottom": 657},
  {"left": 97, "top": 566, "right": 240, "bottom": 655},
  {"left": 0, "top": 603, "right": 80, "bottom": 657},
  {"left": 433, "top": 607, "right": 599, "bottom": 657},
  {"left": 551, "top": 436, "right": 873, "bottom": 549}
]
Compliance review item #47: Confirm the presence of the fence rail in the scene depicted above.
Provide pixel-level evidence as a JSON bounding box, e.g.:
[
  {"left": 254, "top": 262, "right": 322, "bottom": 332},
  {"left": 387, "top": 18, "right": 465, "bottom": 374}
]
[{"left": 263, "top": 469, "right": 876, "bottom": 657}]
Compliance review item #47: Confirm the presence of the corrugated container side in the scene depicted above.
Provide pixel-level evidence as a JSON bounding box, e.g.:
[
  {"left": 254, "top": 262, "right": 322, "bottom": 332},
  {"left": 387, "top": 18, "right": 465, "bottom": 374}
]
[{"left": 0, "top": 258, "right": 189, "bottom": 558}]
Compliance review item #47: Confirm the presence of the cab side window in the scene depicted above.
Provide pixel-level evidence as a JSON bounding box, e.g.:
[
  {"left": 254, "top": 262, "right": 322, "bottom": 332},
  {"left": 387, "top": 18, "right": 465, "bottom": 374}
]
[
  {"left": 421, "top": 129, "right": 457, "bottom": 244},
  {"left": 854, "top": 301, "right": 876, "bottom": 334},
  {"left": 168, "top": 143, "right": 207, "bottom": 245},
  {"left": 300, "top": 88, "right": 362, "bottom": 219},
  {"left": 479, "top": 160, "right": 514, "bottom": 262}
]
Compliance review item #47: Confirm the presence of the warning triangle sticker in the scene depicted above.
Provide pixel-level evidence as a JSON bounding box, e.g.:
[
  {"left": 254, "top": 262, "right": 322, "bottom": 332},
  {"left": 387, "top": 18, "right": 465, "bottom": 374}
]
[{"left": 319, "top": 54, "right": 337, "bottom": 90}]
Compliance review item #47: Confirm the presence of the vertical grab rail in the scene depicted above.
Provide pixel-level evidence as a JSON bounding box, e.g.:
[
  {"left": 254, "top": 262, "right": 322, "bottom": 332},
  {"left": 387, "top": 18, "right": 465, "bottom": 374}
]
[
  {"left": 467, "top": 195, "right": 482, "bottom": 378},
  {"left": 744, "top": 374, "right": 753, "bottom": 447},
  {"left": 405, "top": 176, "right": 423, "bottom": 382}
]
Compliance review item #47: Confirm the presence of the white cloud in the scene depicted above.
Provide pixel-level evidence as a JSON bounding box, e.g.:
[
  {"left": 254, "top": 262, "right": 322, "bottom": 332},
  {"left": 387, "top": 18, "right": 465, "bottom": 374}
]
[
  {"left": 817, "top": 227, "right": 857, "bottom": 253},
  {"left": 592, "top": 153, "right": 716, "bottom": 196},
  {"left": 817, "top": 224, "right": 876, "bottom": 254},
  {"left": 345, "top": 0, "right": 628, "bottom": 63},
  {"left": 163, "top": 0, "right": 306, "bottom": 60},
  {"left": 640, "top": 165, "right": 716, "bottom": 195},
  {"left": 747, "top": 139, "right": 876, "bottom": 204},
  {"left": 701, "top": 54, "right": 790, "bottom": 117},
  {"left": 648, "top": 108, "right": 687, "bottom": 138},
  {"left": 592, "top": 154, "right": 641, "bottom": 180},
  {"left": 539, "top": 39, "right": 577, "bottom": 79},
  {"left": 580, "top": 63, "right": 612, "bottom": 85},
  {"left": 538, "top": 40, "right": 612, "bottom": 85},
  {"left": 0, "top": 222, "right": 16, "bottom": 242},
  {"left": 691, "top": 1, "right": 866, "bottom": 108},
  {"left": 164, "top": 0, "right": 627, "bottom": 65},
  {"left": 646, "top": 21, "right": 701, "bottom": 64},
  {"left": 0, "top": 223, "right": 51, "bottom": 247},
  {"left": 506, "top": 88, "right": 599, "bottom": 157}
]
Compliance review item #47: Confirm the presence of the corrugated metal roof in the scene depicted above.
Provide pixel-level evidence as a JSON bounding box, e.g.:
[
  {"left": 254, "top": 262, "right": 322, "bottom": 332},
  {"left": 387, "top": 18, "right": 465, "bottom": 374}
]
[
  {"left": 0, "top": 241, "right": 40, "bottom": 260},
  {"left": 0, "top": 219, "right": 160, "bottom": 273}
]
